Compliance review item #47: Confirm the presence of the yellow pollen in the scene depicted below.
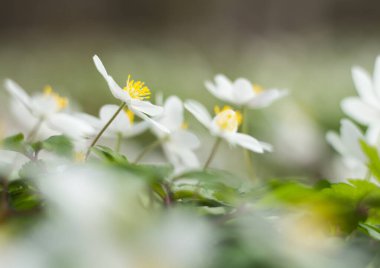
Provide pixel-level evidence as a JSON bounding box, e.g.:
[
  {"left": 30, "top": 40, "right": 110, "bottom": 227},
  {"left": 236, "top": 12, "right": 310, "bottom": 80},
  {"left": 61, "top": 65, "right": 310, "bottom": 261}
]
[
  {"left": 123, "top": 108, "right": 135, "bottom": 124},
  {"left": 75, "top": 152, "right": 86, "bottom": 163},
  {"left": 181, "top": 122, "right": 188, "bottom": 129},
  {"left": 252, "top": 84, "right": 264, "bottom": 94},
  {"left": 43, "top": 85, "right": 68, "bottom": 110},
  {"left": 123, "top": 74, "right": 151, "bottom": 100},
  {"left": 214, "top": 105, "right": 243, "bottom": 132}
]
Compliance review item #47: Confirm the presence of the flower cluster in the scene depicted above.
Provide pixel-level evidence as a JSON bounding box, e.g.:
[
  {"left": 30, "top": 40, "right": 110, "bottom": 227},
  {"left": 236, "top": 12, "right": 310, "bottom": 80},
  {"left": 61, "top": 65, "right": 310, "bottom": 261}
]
[
  {"left": 2, "top": 56, "right": 287, "bottom": 174},
  {"left": 327, "top": 56, "right": 380, "bottom": 180}
]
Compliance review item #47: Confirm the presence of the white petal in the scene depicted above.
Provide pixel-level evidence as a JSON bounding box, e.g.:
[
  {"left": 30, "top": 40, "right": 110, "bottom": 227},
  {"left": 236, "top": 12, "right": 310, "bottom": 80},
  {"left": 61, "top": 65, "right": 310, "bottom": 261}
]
[
  {"left": 341, "top": 97, "right": 380, "bottom": 125},
  {"left": 99, "top": 104, "right": 132, "bottom": 132},
  {"left": 352, "top": 66, "right": 379, "bottom": 107},
  {"left": 132, "top": 109, "right": 169, "bottom": 134},
  {"left": 170, "top": 130, "right": 200, "bottom": 150},
  {"left": 184, "top": 100, "right": 212, "bottom": 128},
  {"left": 326, "top": 131, "right": 346, "bottom": 156},
  {"left": 374, "top": 55, "right": 380, "bottom": 99},
  {"left": 159, "top": 96, "right": 183, "bottom": 130},
  {"left": 340, "top": 119, "right": 365, "bottom": 161},
  {"left": 226, "top": 133, "right": 266, "bottom": 153},
  {"left": 93, "top": 55, "right": 127, "bottom": 101},
  {"left": 47, "top": 113, "right": 95, "bottom": 140},
  {"left": 76, "top": 112, "right": 102, "bottom": 129},
  {"left": 248, "top": 89, "right": 288, "bottom": 108},
  {"left": 232, "top": 78, "right": 254, "bottom": 105},
  {"left": 130, "top": 99, "right": 164, "bottom": 117},
  {"left": 4, "top": 79, "right": 32, "bottom": 111},
  {"left": 205, "top": 74, "right": 234, "bottom": 103},
  {"left": 366, "top": 123, "right": 380, "bottom": 146},
  {"left": 122, "top": 121, "right": 149, "bottom": 137}
]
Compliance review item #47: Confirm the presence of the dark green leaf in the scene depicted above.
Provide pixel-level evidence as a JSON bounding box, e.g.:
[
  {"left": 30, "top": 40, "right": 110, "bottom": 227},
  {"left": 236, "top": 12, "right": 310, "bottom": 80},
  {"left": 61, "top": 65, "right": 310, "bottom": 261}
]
[{"left": 41, "top": 135, "right": 73, "bottom": 156}]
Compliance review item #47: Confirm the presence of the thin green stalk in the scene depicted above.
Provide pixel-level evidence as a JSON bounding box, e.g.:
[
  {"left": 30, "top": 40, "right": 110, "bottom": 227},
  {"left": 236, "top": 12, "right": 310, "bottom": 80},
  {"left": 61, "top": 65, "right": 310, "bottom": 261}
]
[
  {"left": 86, "top": 102, "right": 126, "bottom": 159},
  {"left": 134, "top": 138, "right": 165, "bottom": 164},
  {"left": 203, "top": 137, "right": 221, "bottom": 170},
  {"left": 242, "top": 107, "right": 256, "bottom": 180},
  {"left": 115, "top": 132, "right": 123, "bottom": 153},
  {"left": 26, "top": 117, "right": 44, "bottom": 142}
]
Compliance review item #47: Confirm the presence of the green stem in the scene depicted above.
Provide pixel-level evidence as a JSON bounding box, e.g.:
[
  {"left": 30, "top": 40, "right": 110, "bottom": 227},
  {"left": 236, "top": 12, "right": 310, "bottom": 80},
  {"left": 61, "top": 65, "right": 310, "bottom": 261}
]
[
  {"left": 134, "top": 137, "right": 165, "bottom": 164},
  {"left": 86, "top": 102, "right": 126, "bottom": 159},
  {"left": 26, "top": 117, "right": 44, "bottom": 142},
  {"left": 115, "top": 132, "right": 123, "bottom": 153},
  {"left": 242, "top": 107, "right": 256, "bottom": 180},
  {"left": 203, "top": 137, "right": 221, "bottom": 170}
]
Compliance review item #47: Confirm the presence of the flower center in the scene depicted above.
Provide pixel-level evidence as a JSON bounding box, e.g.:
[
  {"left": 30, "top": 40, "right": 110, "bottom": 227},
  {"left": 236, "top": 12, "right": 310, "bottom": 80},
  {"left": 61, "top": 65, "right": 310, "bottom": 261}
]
[
  {"left": 252, "top": 84, "right": 264, "bottom": 94},
  {"left": 214, "top": 106, "right": 242, "bottom": 132},
  {"left": 123, "top": 75, "right": 151, "bottom": 101},
  {"left": 123, "top": 108, "right": 135, "bottom": 124},
  {"left": 43, "top": 85, "right": 68, "bottom": 111}
]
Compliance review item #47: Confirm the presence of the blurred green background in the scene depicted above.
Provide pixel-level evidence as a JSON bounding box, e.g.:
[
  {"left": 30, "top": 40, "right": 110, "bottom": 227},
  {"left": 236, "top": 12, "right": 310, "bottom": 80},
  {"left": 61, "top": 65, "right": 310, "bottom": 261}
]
[{"left": 1, "top": 0, "right": 380, "bottom": 179}]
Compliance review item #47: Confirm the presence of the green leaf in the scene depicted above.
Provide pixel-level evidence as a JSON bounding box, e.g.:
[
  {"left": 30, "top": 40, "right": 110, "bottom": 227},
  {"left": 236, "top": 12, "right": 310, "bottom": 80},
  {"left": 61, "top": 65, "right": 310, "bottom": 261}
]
[
  {"left": 1, "top": 133, "right": 25, "bottom": 152},
  {"left": 41, "top": 135, "right": 73, "bottom": 156},
  {"left": 360, "top": 140, "right": 380, "bottom": 181},
  {"left": 92, "top": 145, "right": 128, "bottom": 164},
  {"left": 8, "top": 179, "right": 42, "bottom": 212},
  {"left": 358, "top": 222, "right": 380, "bottom": 240}
]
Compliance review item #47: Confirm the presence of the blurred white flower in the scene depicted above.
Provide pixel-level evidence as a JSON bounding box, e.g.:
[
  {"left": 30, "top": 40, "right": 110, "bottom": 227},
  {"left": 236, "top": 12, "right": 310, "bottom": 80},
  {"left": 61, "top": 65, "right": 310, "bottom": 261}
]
[
  {"left": 184, "top": 100, "right": 271, "bottom": 153},
  {"left": 326, "top": 119, "right": 372, "bottom": 179},
  {"left": 4, "top": 80, "right": 68, "bottom": 119},
  {"left": 78, "top": 104, "right": 149, "bottom": 139},
  {"left": 205, "top": 74, "right": 287, "bottom": 108},
  {"left": 152, "top": 96, "right": 200, "bottom": 173},
  {"left": 4, "top": 80, "right": 68, "bottom": 139},
  {"left": 93, "top": 55, "right": 168, "bottom": 132},
  {"left": 341, "top": 56, "right": 380, "bottom": 126}
]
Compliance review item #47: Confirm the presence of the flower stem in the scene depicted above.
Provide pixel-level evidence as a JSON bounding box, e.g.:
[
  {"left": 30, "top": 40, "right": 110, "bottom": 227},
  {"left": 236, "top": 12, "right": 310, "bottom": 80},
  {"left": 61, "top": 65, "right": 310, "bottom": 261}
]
[
  {"left": 203, "top": 137, "right": 221, "bottom": 170},
  {"left": 86, "top": 102, "right": 126, "bottom": 159},
  {"left": 242, "top": 107, "right": 256, "bottom": 180},
  {"left": 134, "top": 137, "right": 165, "bottom": 164},
  {"left": 115, "top": 132, "right": 123, "bottom": 153},
  {"left": 26, "top": 117, "right": 44, "bottom": 142}
]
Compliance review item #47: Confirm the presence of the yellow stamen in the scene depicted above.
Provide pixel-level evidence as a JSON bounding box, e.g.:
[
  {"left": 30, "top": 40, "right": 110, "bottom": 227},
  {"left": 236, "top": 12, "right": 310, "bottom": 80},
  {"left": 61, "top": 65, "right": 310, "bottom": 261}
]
[
  {"left": 123, "top": 108, "right": 135, "bottom": 124},
  {"left": 43, "top": 85, "right": 68, "bottom": 110},
  {"left": 214, "top": 105, "right": 243, "bottom": 132},
  {"left": 252, "top": 84, "right": 264, "bottom": 94},
  {"left": 75, "top": 152, "right": 86, "bottom": 163},
  {"left": 123, "top": 74, "right": 151, "bottom": 101},
  {"left": 181, "top": 122, "right": 188, "bottom": 129}
]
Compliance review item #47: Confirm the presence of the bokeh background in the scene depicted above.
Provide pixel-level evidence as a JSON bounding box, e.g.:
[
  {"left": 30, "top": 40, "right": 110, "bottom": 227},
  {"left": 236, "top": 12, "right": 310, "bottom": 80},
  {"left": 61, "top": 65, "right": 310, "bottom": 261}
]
[{"left": 1, "top": 0, "right": 380, "bottom": 179}]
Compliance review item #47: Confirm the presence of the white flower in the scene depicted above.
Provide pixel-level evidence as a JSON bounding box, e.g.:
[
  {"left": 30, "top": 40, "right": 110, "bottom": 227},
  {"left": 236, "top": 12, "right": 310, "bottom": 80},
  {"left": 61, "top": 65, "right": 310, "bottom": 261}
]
[
  {"left": 4, "top": 80, "right": 68, "bottom": 139},
  {"left": 5, "top": 80, "right": 68, "bottom": 120},
  {"left": 152, "top": 96, "right": 200, "bottom": 173},
  {"left": 341, "top": 56, "right": 380, "bottom": 126},
  {"left": 205, "top": 74, "right": 287, "bottom": 108},
  {"left": 78, "top": 104, "right": 149, "bottom": 139},
  {"left": 93, "top": 55, "right": 168, "bottom": 132},
  {"left": 326, "top": 119, "right": 380, "bottom": 178},
  {"left": 184, "top": 100, "right": 272, "bottom": 153}
]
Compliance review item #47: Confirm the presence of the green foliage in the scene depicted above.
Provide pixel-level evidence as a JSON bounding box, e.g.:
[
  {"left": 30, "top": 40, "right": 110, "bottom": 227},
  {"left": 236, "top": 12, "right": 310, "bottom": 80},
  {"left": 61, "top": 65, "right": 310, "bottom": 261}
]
[
  {"left": 360, "top": 140, "right": 380, "bottom": 182},
  {"left": 39, "top": 135, "right": 73, "bottom": 157},
  {"left": 0, "top": 133, "right": 25, "bottom": 152}
]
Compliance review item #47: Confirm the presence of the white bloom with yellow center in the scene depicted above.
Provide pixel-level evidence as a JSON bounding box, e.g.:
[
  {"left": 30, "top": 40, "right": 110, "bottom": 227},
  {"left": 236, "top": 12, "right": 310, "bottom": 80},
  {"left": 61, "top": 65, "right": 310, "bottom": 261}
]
[
  {"left": 184, "top": 100, "right": 272, "bottom": 153},
  {"left": 152, "top": 96, "right": 200, "bottom": 172},
  {"left": 341, "top": 56, "right": 380, "bottom": 126},
  {"left": 93, "top": 55, "right": 167, "bottom": 132},
  {"left": 78, "top": 104, "right": 149, "bottom": 138},
  {"left": 5, "top": 80, "right": 68, "bottom": 119},
  {"left": 205, "top": 74, "right": 287, "bottom": 108}
]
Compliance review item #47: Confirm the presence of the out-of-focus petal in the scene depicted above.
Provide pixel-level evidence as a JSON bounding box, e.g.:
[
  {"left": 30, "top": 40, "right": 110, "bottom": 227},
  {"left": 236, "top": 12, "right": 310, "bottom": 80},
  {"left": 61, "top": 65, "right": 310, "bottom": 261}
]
[
  {"left": 225, "top": 132, "right": 266, "bottom": 153},
  {"left": 248, "top": 89, "right": 288, "bottom": 108},
  {"left": 232, "top": 78, "right": 255, "bottom": 105},
  {"left": 341, "top": 97, "right": 380, "bottom": 125},
  {"left": 352, "top": 66, "right": 380, "bottom": 107},
  {"left": 184, "top": 100, "right": 212, "bottom": 128},
  {"left": 130, "top": 99, "right": 164, "bottom": 117}
]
